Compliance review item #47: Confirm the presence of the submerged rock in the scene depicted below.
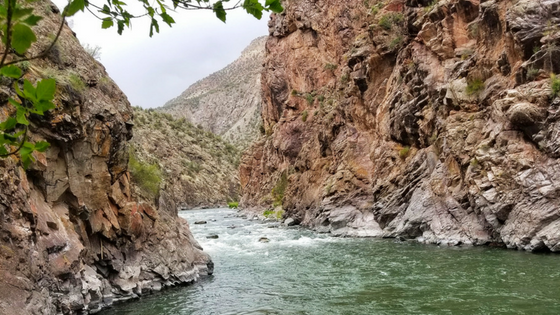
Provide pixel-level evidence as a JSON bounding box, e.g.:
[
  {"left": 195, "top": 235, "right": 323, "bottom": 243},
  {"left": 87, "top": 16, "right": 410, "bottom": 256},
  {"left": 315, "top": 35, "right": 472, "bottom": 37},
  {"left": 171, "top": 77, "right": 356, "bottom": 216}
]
[
  {"left": 194, "top": 221, "right": 208, "bottom": 225},
  {"left": 259, "top": 237, "right": 270, "bottom": 243},
  {"left": 207, "top": 235, "right": 219, "bottom": 239}
]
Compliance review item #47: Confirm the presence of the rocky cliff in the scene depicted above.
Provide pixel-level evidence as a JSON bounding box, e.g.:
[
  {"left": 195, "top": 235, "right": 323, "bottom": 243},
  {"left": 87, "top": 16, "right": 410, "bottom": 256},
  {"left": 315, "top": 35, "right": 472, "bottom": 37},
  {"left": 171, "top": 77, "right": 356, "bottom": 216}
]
[
  {"left": 241, "top": 0, "right": 560, "bottom": 252},
  {"left": 0, "top": 2, "right": 212, "bottom": 314},
  {"left": 131, "top": 107, "right": 240, "bottom": 208},
  {"left": 161, "top": 36, "right": 266, "bottom": 149}
]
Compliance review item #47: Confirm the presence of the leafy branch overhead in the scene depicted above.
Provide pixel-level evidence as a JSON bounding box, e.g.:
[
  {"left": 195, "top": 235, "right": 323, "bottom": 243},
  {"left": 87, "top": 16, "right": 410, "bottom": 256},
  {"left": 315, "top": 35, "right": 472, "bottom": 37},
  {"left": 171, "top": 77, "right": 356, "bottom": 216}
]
[
  {"left": 92, "top": 0, "right": 284, "bottom": 36},
  {"left": 0, "top": 0, "right": 280, "bottom": 169}
]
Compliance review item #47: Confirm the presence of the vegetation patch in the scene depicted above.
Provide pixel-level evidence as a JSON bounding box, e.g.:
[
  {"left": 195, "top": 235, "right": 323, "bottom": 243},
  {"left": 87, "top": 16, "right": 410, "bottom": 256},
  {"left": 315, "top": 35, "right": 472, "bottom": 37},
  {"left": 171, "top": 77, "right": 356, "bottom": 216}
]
[
  {"left": 527, "top": 67, "right": 540, "bottom": 81},
  {"left": 324, "top": 63, "right": 337, "bottom": 71},
  {"left": 129, "top": 150, "right": 162, "bottom": 198},
  {"left": 302, "top": 110, "right": 309, "bottom": 122},
  {"left": 68, "top": 73, "right": 86, "bottom": 92},
  {"left": 378, "top": 12, "right": 404, "bottom": 30},
  {"left": 389, "top": 35, "right": 403, "bottom": 50},
  {"left": 399, "top": 146, "right": 410, "bottom": 159},
  {"left": 271, "top": 172, "right": 288, "bottom": 207},
  {"left": 466, "top": 78, "right": 485, "bottom": 96},
  {"left": 228, "top": 201, "right": 239, "bottom": 209},
  {"left": 551, "top": 73, "right": 560, "bottom": 98}
]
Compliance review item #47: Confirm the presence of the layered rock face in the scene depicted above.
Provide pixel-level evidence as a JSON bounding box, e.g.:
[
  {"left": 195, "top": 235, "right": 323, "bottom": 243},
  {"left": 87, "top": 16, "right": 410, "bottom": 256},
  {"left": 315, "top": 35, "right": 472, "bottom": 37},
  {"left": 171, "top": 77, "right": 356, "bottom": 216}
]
[
  {"left": 0, "top": 2, "right": 211, "bottom": 314},
  {"left": 241, "top": 0, "right": 560, "bottom": 251},
  {"left": 131, "top": 107, "right": 240, "bottom": 208},
  {"left": 161, "top": 36, "right": 266, "bottom": 149}
]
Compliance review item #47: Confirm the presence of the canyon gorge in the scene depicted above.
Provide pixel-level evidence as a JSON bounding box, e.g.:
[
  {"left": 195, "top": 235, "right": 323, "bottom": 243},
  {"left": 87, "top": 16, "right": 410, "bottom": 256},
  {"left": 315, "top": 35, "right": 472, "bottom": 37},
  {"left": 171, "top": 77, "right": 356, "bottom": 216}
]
[{"left": 2, "top": 0, "right": 560, "bottom": 313}]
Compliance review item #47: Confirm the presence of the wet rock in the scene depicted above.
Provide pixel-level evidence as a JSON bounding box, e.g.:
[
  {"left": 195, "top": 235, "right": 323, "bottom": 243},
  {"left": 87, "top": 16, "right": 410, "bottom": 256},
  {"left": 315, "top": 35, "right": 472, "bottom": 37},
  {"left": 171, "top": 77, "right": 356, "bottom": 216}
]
[
  {"left": 194, "top": 221, "right": 208, "bottom": 225},
  {"left": 258, "top": 237, "right": 270, "bottom": 243},
  {"left": 284, "top": 218, "right": 299, "bottom": 227},
  {"left": 206, "top": 235, "right": 219, "bottom": 239}
]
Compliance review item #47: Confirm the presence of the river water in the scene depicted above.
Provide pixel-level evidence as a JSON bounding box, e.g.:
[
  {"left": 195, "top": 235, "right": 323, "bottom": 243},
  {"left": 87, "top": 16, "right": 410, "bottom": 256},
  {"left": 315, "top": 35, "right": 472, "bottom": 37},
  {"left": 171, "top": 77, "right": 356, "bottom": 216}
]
[{"left": 101, "top": 208, "right": 560, "bottom": 314}]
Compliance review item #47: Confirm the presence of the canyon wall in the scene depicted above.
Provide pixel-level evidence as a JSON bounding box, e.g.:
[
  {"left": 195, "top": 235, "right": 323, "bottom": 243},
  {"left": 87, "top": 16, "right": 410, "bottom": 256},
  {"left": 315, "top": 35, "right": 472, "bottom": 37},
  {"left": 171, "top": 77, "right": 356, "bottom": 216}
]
[
  {"left": 0, "top": 2, "right": 212, "bottom": 314},
  {"left": 241, "top": 0, "right": 560, "bottom": 251},
  {"left": 132, "top": 107, "right": 240, "bottom": 209},
  {"left": 162, "top": 36, "right": 266, "bottom": 149}
]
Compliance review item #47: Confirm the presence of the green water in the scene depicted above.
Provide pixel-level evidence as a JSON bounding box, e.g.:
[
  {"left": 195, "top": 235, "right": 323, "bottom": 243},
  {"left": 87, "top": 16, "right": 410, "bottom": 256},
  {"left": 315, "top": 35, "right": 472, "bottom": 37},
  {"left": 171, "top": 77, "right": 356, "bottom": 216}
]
[{"left": 101, "top": 208, "right": 560, "bottom": 314}]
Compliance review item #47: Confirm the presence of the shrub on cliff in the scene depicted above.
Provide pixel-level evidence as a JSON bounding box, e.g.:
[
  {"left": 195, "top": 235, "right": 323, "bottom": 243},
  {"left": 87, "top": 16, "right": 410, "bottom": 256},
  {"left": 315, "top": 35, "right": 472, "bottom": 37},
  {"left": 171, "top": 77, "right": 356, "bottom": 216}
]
[
  {"left": 271, "top": 172, "right": 288, "bottom": 207},
  {"left": 551, "top": 74, "right": 560, "bottom": 98},
  {"left": 128, "top": 150, "right": 162, "bottom": 198}
]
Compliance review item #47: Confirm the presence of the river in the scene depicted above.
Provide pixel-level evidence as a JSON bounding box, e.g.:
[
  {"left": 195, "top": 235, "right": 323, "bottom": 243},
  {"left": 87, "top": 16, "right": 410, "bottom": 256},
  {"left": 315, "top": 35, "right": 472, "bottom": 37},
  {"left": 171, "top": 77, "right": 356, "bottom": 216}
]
[{"left": 100, "top": 208, "right": 560, "bottom": 314}]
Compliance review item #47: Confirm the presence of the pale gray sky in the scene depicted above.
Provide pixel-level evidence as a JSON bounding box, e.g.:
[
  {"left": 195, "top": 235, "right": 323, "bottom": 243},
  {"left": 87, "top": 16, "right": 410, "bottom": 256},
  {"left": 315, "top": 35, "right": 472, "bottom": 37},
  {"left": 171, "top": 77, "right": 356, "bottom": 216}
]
[{"left": 54, "top": 1, "right": 269, "bottom": 108}]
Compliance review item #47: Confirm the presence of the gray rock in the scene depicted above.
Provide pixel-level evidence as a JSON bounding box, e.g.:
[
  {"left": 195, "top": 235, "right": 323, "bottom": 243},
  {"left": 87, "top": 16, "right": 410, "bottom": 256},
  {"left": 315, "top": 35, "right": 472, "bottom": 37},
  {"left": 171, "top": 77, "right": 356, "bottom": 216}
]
[{"left": 284, "top": 218, "right": 298, "bottom": 226}]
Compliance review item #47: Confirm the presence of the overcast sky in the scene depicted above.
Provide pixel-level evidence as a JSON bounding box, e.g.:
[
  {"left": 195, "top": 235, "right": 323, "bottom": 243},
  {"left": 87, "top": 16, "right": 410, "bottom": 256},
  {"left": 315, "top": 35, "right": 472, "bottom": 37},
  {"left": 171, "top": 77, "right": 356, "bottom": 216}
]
[{"left": 53, "top": 1, "right": 269, "bottom": 108}]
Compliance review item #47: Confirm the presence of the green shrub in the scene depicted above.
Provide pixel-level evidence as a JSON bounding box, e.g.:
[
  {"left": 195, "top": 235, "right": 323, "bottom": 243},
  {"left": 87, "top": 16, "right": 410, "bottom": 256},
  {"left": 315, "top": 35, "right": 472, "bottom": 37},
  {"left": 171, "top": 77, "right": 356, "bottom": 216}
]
[
  {"left": 302, "top": 110, "right": 309, "bottom": 122},
  {"left": 68, "top": 73, "right": 86, "bottom": 92},
  {"left": 263, "top": 209, "right": 274, "bottom": 217},
  {"left": 129, "top": 151, "right": 162, "bottom": 198},
  {"left": 389, "top": 35, "right": 403, "bottom": 49},
  {"left": 378, "top": 15, "right": 392, "bottom": 30},
  {"left": 399, "top": 146, "right": 410, "bottom": 159},
  {"left": 228, "top": 201, "right": 239, "bottom": 209},
  {"left": 424, "top": 0, "right": 438, "bottom": 13},
  {"left": 527, "top": 67, "right": 540, "bottom": 81},
  {"left": 370, "top": 2, "right": 384, "bottom": 15},
  {"left": 551, "top": 73, "right": 560, "bottom": 98},
  {"left": 305, "top": 93, "right": 315, "bottom": 105},
  {"left": 324, "top": 63, "right": 337, "bottom": 71},
  {"left": 271, "top": 172, "right": 288, "bottom": 207},
  {"left": 466, "top": 78, "right": 485, "bottom": 96}
]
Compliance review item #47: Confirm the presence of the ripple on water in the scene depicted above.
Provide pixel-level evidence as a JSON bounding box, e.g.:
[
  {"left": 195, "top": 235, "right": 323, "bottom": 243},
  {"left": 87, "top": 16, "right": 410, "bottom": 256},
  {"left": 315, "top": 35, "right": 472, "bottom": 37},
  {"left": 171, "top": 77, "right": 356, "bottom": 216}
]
[{"left": 100, "top": 208, "right": 560, "bottom": 315}]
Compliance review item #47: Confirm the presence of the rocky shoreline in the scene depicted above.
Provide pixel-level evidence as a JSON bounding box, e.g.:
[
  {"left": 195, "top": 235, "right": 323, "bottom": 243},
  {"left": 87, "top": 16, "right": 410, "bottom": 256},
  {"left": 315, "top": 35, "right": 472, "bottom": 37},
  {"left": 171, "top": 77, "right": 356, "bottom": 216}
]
[{"left": 241, "top": 0, "right": 560, "bottom": 252}]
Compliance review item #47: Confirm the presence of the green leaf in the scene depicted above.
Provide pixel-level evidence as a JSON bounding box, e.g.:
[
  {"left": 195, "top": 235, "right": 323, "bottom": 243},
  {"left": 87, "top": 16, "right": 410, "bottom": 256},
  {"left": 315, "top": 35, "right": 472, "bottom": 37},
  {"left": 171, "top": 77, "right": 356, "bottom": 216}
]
[
  {"left": 22, "top": 79, "right": 37, "bottom": 102},
  {"left": 20, "top": 143, "right": 35, "bottom": 169},
  {"left": 64, "top": 0, "right": 86, "bottom": 16},
  {"left": 16, "top": 106, "right": 28, "bottom": 125},
  {"left": 12, "top": 8, "right": 33, "bottom": 20},
  {"left": 22, "top": 14, "right": 42, "bottom": 26},
  {"left": 243, "top": 0, "right": 264, "bottom": 20},
  {"left": 11, "top": 23, "right": 37, "bottom": 54},
  {"left": 102, "top": 18, "right": 114, "bottom": 29},
  {"left": 149, "top": 18, "right": 159, "bottom": 37},
  {"left": 213, "top": 1, "right": 226, "bottom": 22},
  {"left": 0, "top": 117, "right": 17, "bottom": 131},
  {"left": 265, "top": 0, "right": 283, "bottom": 13},
  {"left": 0, "top": 65, "right": 22, "bottom": 78},
  {"left": 33, "top": 100, "right": 55, "bottom": 114},
  {"left": 160, "top": 12, "right": 175, "bottom": 27},
  {"left": 117, "top": 20, "right": 125, "bottom": 35},
  {"left": 34, "top": 141, "right": 50, "bottom": 152},
  {"left": 36, "top": 78, "right": 56, "bottom": 101}
]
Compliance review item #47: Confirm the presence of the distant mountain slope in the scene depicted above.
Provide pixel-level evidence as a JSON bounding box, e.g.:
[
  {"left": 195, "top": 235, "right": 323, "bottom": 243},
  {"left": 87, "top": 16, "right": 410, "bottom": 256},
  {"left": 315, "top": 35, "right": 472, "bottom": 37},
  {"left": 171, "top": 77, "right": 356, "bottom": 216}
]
[
  {"left": 132, "top": 107, "right": 240, "bottom": 208},
  {"left": 160, "top": 36, "right": 266, "bottom": 148}
]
